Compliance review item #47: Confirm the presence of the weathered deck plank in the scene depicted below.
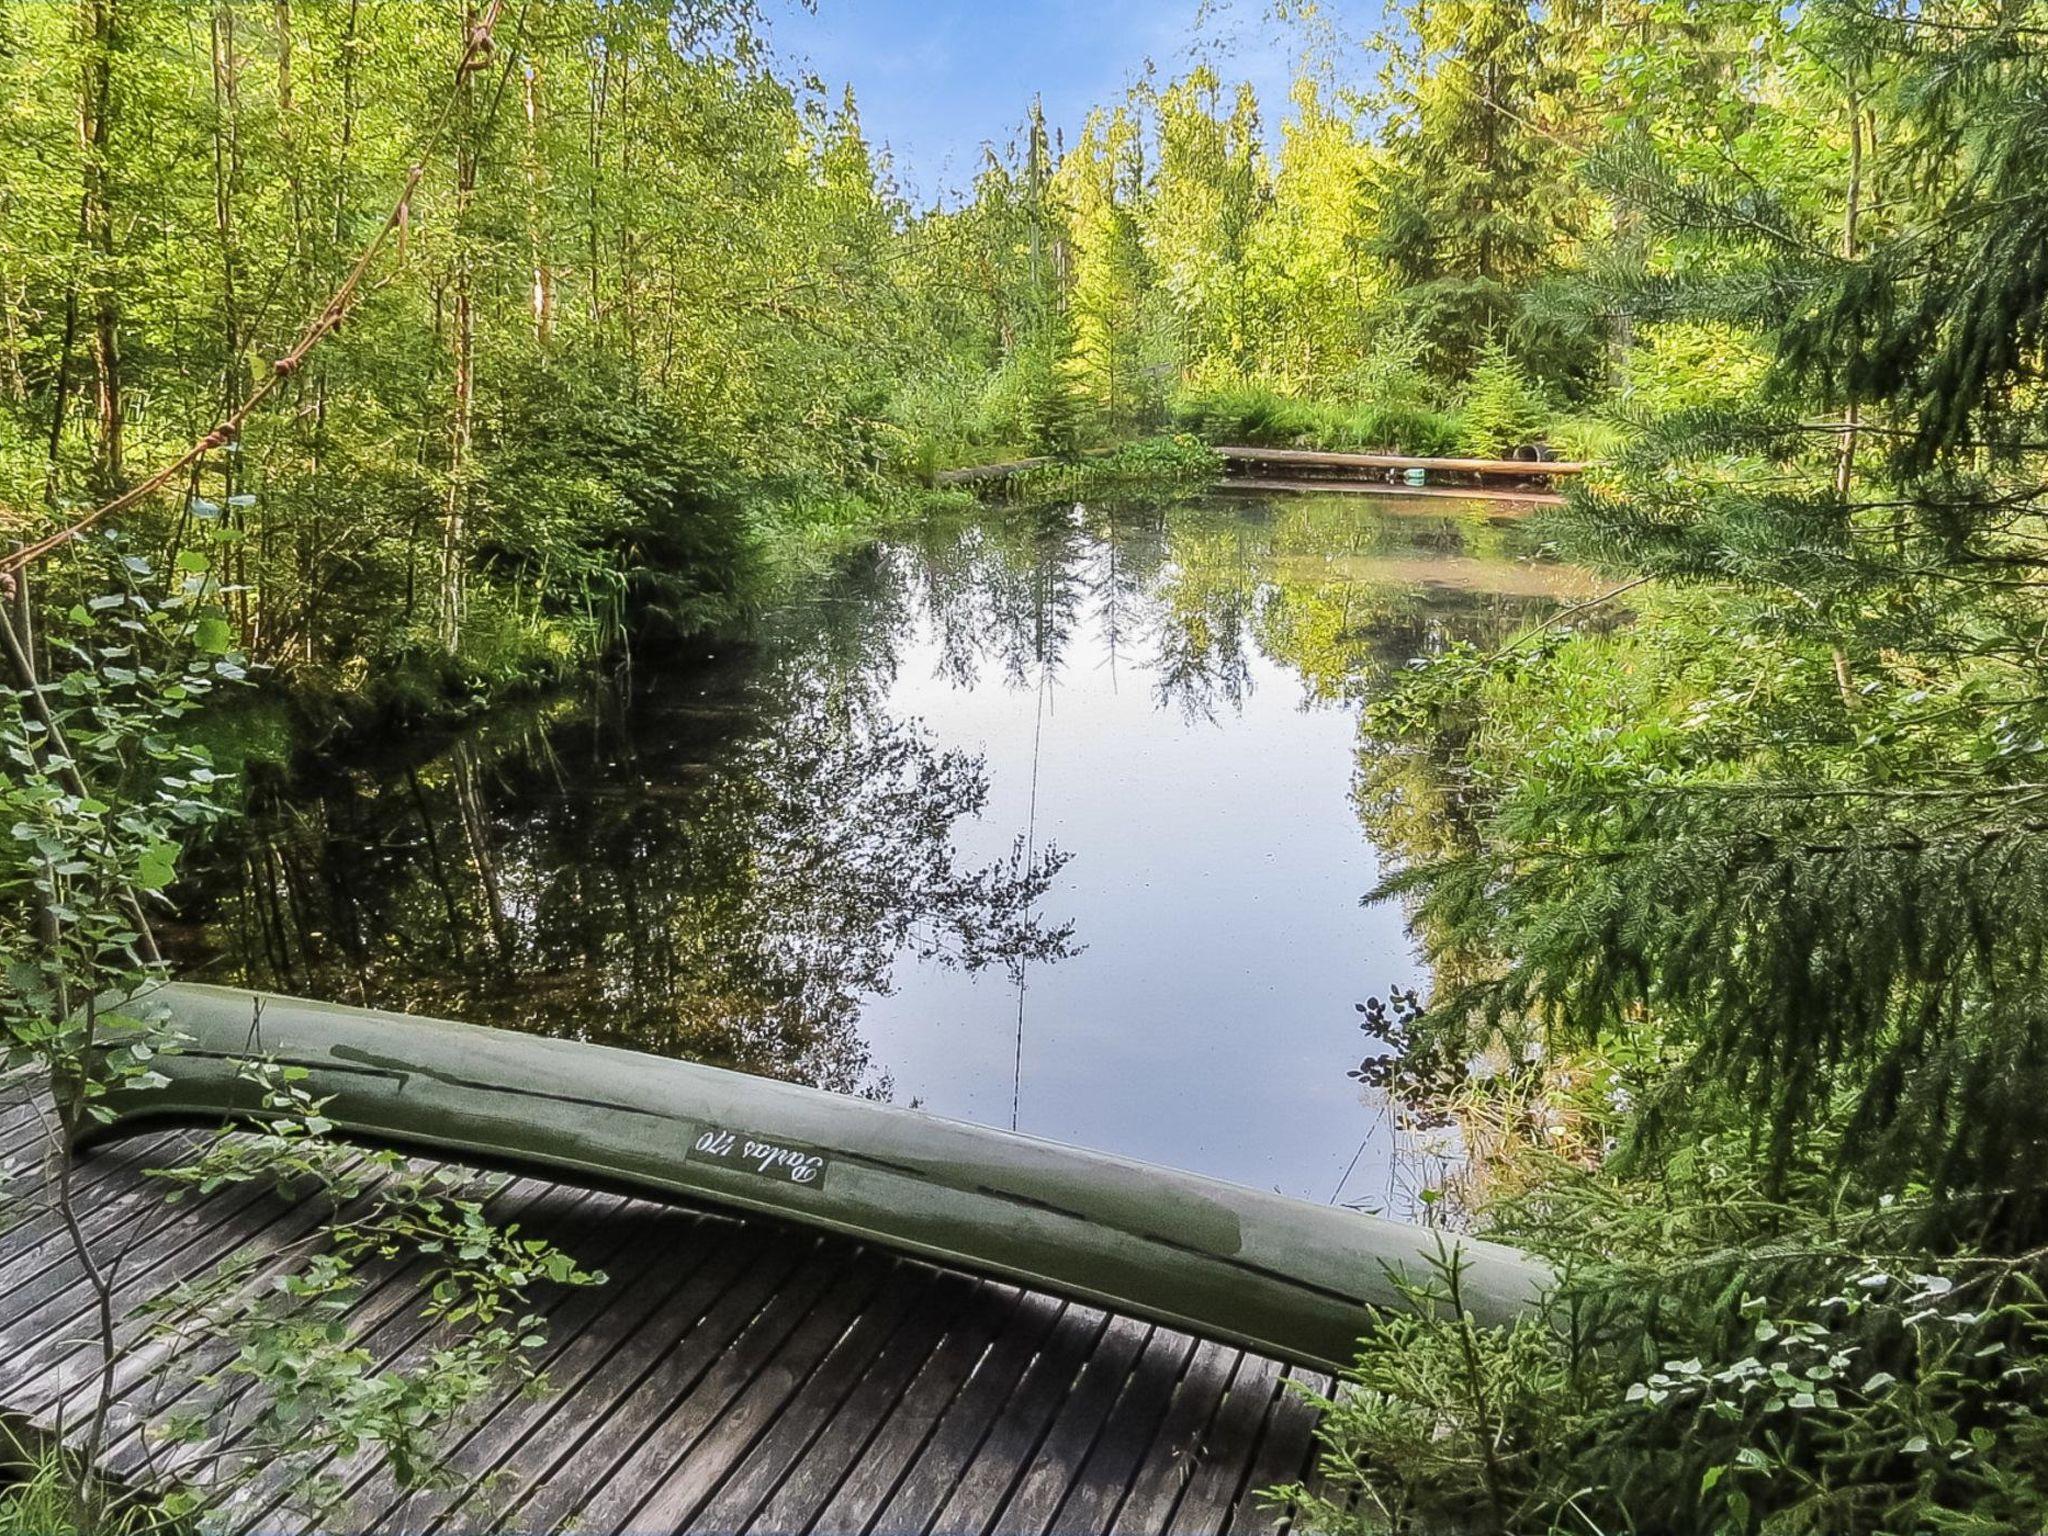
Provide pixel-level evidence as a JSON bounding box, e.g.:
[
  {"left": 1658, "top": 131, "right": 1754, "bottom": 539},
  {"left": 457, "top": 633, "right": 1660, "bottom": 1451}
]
[
  {"left": 1103, "top": 1339, "right": 1244, "bottom": 1530},
  {"left": 806, "top": 1286, "right": 1055, "bottom": 1531},
  {"left": 1165, "top": 1353, "right": 1290, "bottom": 1531},
  {"left": 0, "top": 1113, "right": 1332, "bottom": 1534}
]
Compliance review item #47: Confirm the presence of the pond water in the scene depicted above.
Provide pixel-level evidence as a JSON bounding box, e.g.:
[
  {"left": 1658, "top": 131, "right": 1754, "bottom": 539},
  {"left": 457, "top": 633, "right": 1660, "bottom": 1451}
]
[{"left": 172, "top": 487, "right": 1593, "bottom": 1212}]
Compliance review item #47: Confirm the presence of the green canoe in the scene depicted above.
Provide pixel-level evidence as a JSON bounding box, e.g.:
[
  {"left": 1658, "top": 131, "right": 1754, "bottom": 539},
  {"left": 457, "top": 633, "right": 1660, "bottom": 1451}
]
[{"left": 85, "top": 982, "right": 1550, "bottom": 1372}]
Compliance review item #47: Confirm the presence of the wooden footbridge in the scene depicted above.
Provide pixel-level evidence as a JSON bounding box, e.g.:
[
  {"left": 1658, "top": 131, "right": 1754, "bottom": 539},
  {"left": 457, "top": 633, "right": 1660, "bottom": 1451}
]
[
  {"left": 0, "top": 1083, "right": 1331, "bottom": 1535},
  {"left": 935, "top": 443, "right": 1587, "bottom": 506},
  {"left": 1213, "top": 445, "right": 1584, "bottom": 506},
  {"left": 0, "top": 989, "right": 1544, "bottom": 1533}
]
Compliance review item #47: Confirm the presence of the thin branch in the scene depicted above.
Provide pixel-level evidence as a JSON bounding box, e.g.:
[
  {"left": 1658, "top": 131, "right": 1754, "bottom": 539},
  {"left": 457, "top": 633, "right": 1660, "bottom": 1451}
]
[
  {"left": 0, "top": 0, "right": 510, "bottom": 580},
  {"left": 1487, "top": 574, "right": 1656, "bottom": 661}
]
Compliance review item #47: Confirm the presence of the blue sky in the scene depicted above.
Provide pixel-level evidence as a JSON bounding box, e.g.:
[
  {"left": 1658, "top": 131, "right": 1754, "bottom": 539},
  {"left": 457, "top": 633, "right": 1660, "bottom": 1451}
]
[{"left": 765, "top": 0, "right": 1383, "bottom": 205}]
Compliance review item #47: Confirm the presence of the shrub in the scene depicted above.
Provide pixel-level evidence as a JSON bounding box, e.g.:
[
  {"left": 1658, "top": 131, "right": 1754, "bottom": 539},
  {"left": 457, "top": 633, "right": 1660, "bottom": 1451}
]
[
  {"left": 1456, "top": 335, "right": 1551, "bottom": 457},
  {"left": 1169, "top": 381, "right": 1323, "bottom": 445},
  {"left": 995, "top": 433, "right": 1216, "bottom": 500},
  {"left": 1169, "top": 382, "right": 1466, "bottom": 457},
  {"left": 481, "top": 356, "right": 758, "bottom": 648}
]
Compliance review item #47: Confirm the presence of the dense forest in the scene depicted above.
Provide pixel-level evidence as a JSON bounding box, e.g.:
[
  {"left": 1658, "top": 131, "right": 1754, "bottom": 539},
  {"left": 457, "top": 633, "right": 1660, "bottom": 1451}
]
[
  {"left": 7, "top": 0, "right": 2048, "bottom": 1530},
  {"left": 0, "top": 0, "right": 1586, "bottom": 713}
]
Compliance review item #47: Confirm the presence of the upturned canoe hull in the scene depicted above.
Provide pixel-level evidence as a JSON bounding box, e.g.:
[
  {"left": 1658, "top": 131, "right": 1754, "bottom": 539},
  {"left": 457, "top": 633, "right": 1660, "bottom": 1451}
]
[{"left": 87, "top": 982, "right": 1550, "bottom": 1372}]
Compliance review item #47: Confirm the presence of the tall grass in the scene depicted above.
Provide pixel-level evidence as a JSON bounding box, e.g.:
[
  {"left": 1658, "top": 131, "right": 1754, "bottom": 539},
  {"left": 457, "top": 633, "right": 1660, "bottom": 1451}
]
[{"left": 0, "top": 1442, "right": 162, "bottom": 1536}]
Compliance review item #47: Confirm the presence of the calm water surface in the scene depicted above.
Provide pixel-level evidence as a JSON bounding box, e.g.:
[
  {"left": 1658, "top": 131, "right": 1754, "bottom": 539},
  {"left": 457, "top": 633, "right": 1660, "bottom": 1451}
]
[{"left": 176, "top": 489, "right": 1593, "bottom": 1211}]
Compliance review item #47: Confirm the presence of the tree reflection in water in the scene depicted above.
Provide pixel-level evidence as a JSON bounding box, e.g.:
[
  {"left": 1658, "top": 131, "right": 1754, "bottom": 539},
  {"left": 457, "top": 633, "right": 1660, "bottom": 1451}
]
[
  {"left": 175, "top": 490, "right": 1589, "bottom": 1132},
  {"left": 180, "top": 649, "right": 1076, "bottom": 1094}
]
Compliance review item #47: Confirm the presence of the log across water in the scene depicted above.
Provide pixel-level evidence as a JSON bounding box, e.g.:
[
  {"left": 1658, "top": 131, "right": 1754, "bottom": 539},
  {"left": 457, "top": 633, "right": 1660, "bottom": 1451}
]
[
  {"left": 933, "top": 445, "right": 1589, "bottom": 491},
  {"left": 1216, "top": 445, "right": 1590, "bottom": 477},
  {"left": 86, "top": 982, "right": 1551, "bottom": 1372}
]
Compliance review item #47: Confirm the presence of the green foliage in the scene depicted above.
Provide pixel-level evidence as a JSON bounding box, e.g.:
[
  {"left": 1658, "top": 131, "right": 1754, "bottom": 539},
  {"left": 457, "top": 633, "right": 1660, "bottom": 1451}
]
[
  {"left": 1455, "top": 336, "right": 1550, "bottom": 457},
  {"left": 1169, "top": 382, "right": 1466, "bottom": 458},
  {"left": 0, "top": 0, "right": 932, "bottom": 714},
  {"left": 1350, "top": 0, "right": 2048, "bottom": 1241},
  {"left": 1285, "top": 1121, "right": 2048, "bottom": 1535},
  {"left": 0, "top": 560, "right": 235, "bottom": 1532},
  {"left": 2, "top": 559, "right": 599, "bottom": 1529},
  {"left": 1362, "top": 0, "right": 1584, "bottom": 370},
  {"left": 884, "top": 359, "right": 1006, "bottom": 477},
  {"left": 1145, "top": 69, "right": 1264, "bottom": 378},
  {"left": 1017, "top": 335, "right": 1089, "bottom": 456},
  {"left": 1275, "top": 1254, "right": 1586, "bottom": 1534},
  {"left": 994, "top": 434, "right": 1217, "bottom": 502},
  {"left": 1, "top": 545, "right": 241, "bottom": 1113},
  {"left": 18, "top": 1, "right": 2048, "bottom": 1526},
  {"left": 1240, "top": 80, "right": 1380, "bottom": 392},
  {"left": 1290, "top": 6, "right": 2048, "bottom": 1531},
  {"left": 0, "top": 1445, "right": 161, "bottom": 1536},
  {"left": 143, "top": 1056, "right": 600, "bottom": 1522},
  {"left": 1061, "top": 107, "right": 1163, "bottom": 433},
  {"left": 1368, "top": 565, "right": 2048, "bottom": 1222},
  {"left": 481, "top": 357, "right": 757, "bottom": 648}
]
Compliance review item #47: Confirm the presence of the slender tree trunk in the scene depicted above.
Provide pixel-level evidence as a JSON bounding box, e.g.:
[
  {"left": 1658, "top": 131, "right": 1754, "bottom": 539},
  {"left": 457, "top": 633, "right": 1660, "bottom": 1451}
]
[
  {"left": 78, "top": 0, "right": 123, "bottom": 491},
  {"left": 304, "top": 0, "right": 362, "bottom": 668},
  {"left": 274, "top": 0, "right": 292, "bottom": 112},
  {"left": 334, "top": 0, "right": 358, "bottom": 250},
  {"left": 523, "top": 59, "right": 553, "bottom": 345},
  {"left": 1834, "top": 86, "right": 1863, "bottom": 502},
  {"left": 276, "top": 0, "right": 313, "bottom": 666},
  {"left": 44, "top": 258, "right": 81, "bottom": 513},
  {"left": 440, "top": 5, "right": 479, "bottom": 655},
  {"left": 211, "top": 4, "right": 256, "bottom": 645},
  {"left": 615, "top": 55, "right": 637, "bottom": 371},
  {"left": 587, "top": 39, "right": 609, "bottom": 329}
]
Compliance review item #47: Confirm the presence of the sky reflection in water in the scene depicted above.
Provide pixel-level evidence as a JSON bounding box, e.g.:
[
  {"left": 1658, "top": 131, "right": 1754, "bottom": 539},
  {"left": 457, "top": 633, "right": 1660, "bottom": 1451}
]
[{"left": 176, "top": 489, "right": 1591, "bottom": 1210}]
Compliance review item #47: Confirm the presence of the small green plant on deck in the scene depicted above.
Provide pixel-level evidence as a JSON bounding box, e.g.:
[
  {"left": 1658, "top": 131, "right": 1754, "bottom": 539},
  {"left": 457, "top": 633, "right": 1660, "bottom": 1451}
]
[
  {"left": 1272, "top": 1253, "right": 1586, "bottom": 1536},
  {"left": 0, "top": 548, "right": 599, "bottom": 1534},
  {"left": 139, "top": 1055, "right": 601, "bottom": 1527},
  {"left": 0, "top": 1444, "right": 159, "bottom": 1536}
]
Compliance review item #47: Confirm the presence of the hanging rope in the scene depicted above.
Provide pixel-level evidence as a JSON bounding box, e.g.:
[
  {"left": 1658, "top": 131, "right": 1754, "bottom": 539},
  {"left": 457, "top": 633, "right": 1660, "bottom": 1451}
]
[{"left": 0, "top": 0, "right": 508, "bottom": 585}]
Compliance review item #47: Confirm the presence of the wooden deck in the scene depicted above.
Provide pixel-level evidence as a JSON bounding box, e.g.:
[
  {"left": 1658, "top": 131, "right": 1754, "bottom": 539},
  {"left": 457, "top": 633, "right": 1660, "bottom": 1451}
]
[{"left": 0, "top": 1080, "right": 1333, "bottom": 1534}]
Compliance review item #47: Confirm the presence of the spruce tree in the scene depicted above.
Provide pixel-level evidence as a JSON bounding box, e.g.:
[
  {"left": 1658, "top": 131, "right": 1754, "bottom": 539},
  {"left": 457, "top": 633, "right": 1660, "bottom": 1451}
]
[{"left": 1386, "top": 0, "right": 2048, "bottom": 1243}]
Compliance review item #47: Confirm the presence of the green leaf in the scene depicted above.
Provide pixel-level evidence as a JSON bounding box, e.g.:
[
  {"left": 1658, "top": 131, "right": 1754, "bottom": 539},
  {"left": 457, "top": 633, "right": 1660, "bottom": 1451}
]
[
  {"left": 194, "top": 616, "right": 235, "bottom": 654},
  {"left": 135, "top": 840, "right": 179, "bottom": 890}
]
